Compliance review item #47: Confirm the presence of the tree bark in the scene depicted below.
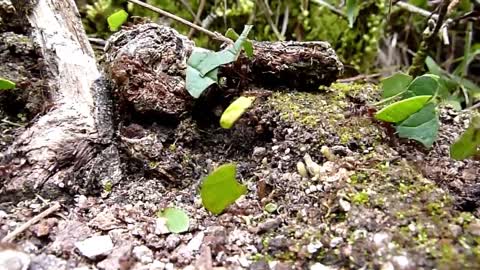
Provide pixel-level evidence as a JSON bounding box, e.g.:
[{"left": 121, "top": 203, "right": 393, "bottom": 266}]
[{"left": 0, "top": 0, "right": 121, "bottom": 202}]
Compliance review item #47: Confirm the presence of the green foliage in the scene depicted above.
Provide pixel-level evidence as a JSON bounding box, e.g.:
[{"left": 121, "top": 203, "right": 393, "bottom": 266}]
[
  {"left": 220, "top": 96, "right": 255, "bottom": 129},
  {"left": 375, "top": 95, "right": 432, "bottom": 123},
  {"left": 107, "top": 9, "right": 128, "bottom": 31},
  {"left": 396, "top": 103, "right": 439, "bottom": 148},
  {"left": 450, "top": 115, "right": 480, "bottom": 160},
  {"left": 157, "top": 207, "right": 190, "bottom": 233},
  {"left": 200, "top": 163, "right": 247, "bottom": 215},
  {"left": 225, "top": 28, "right": 253, "bottom": 58},
  {"left": 381, "top": 73, "right": 413, "bottom": 99},
  {"left": 186, "top": 25, "right": 252, "bottom": 98},
  {"left": 404, "top": 74, "right": 439, "bottom": 98},
  {"left": 346, "top": 0, "right": 359, "bottom": 28},
  {"left": 0, "top": 78, "right": 15, "bottom": 90}
]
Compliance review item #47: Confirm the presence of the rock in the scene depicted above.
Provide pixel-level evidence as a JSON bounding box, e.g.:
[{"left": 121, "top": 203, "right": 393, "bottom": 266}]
[
  {"left": 30, "top": 254, "right": 67, "bottom": 270},
  {"left": 75, "top": 235, "right": 114, "bottom": 260},
  {"left": 467, "top": 221, "right": 480, "bottom": 236},
  {"left": 272, "top": 262, "right": 293, "bottom": 270},
  {"left": 97, "top": 243, "right": 134, "bottom": 270},
  {"left": 448, "top": 224, "right": 462, "bottom": 238},
  {"left": 0, "top": 247, "right": 30, "bottom": 270},
  {"left": 391, "top": 255, "right": 411, "bottom": 270},
  {"left": 51, "top": 220, "right": 92, "bottom": 255},
  {"left": 310, "top": 263, "right": 336, "bottom": 270},
  {"left": 256, "top": 218, "right": 282, "bottom": 234},
  {"left": 165, "top": 234, "right": 181, "bottom": 251},
  {"left": 155, "top": 218, "right": 170, "bottom": 235},
  {"left": 253, "top": 147, "right": 267, "bottom": 157},
  {"left": 268, "top": 236, "right": 290, "bottom": 252},
  {"left": 186, "top": 232, "right": 205, "bottom": 253},
  {"left": 249, "top": 260, "right": 271, "bottom": 270},
  {"left": 150, "top": 260, "right": 166, "bottom": 270},
  {"left": 133, "top": 245, "right": 153, "bottom": 264},
  {"left": 339, "top": 199, "right": 351, "bottom": 212},
  {"left": 30, "top": 218, "right": 57, "bottom": 238},
  {"left": 329, "top": 237, "right": 343, "bottom": 248},
  {"left": 306, "top": 241, "right": 323, "bottom": 254}
]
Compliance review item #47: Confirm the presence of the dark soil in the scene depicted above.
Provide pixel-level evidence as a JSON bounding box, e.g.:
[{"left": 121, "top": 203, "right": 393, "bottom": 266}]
[{"left": 1, "top": 79, "right": 480, "bottom": 269}]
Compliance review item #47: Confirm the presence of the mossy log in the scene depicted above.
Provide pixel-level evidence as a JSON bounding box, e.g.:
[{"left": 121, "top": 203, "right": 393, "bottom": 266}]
[{"left": 104, "top": 23, "right": 343, "bottom": 118}]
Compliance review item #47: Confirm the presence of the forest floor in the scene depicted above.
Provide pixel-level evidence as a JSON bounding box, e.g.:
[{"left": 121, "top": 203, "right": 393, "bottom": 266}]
[{"left": 2, "top": 66, "right": 480, "bottom": 270}]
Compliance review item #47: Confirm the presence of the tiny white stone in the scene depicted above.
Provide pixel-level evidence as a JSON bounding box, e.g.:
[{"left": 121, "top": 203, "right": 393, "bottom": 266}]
[
  {"left": 0, "top": 249, "right": 31, "bottom": 270},
  {"left": 74, "top": 235, "right": 113, "bottom": 260},
  {"left": 310, "top": 262, "right": 337, "bottom": 270},
  {"left": 307, "top": 241, "right": 323, "bottom": 253},
  {"left": 329, "top": 237, "right": 343, "bottom": 248},
  {"left": 132, "top": 245, "right": 153, "bottom": 264},
  {"left": 392, "top": 255, "right": 410, "bottom": 270}
]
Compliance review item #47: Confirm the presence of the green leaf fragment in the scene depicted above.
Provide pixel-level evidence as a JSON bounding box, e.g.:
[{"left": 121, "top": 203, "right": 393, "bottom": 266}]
[
  {"left": 450, "top": 115, "right": 480, "bottom": 160},
  {"left": 381, "top": 72, "right": 412, "bottom": 98},
  {"left": 200, "top": 163, "right": 247, "bottom": 215},
  {"left": 404, "top": 74, "right": 439, "bottom": 98},
  {"left": 107, "top": 9, "right": 128, "bottom": 31},
  {"left": 346, "top": 0, "right": 359, "bottom": 28},
  {"left": 185, "top": 25, "right": 253, "bottom": 98},
  {"left": 396, "top": 103, "right": 439, "bottom": 148},
  {"left": 0, "top": 78, "right": 15, "bottom": 90},
  {"left": 375, "top": 95, "right": 432, "bottom": 123},
  {"left": 158, "top": 207, "right": 190, "bottom": 233},
  {"left": 225, "top": 28, "right": 254, "bottom": 58},
  {"left": 220, "top": 96, "right": 255, "bottom": 129},
  {"left": 264, "top": 203, "right": 278, "bottom": 213},
  {"left": 197, "top": 25, "right": 254, "bottom": 76}
]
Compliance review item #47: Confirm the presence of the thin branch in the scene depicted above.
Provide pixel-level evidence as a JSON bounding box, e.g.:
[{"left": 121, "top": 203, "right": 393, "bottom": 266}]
[
  {"left": 256, "top": 0, "right": 284, "bottom": 41},
  {"left": 1, "top": 202, "right": 61, "bottom": 243},
  {"left": 310, "top": 0, "right": 346, "bottom": 18},
  {"left": 127, "top": 0, "right": 232, "bottom": 44},
  {"left": 280, "top": 5, "right": 289, "bottom": 37},
  {"left": 188, "top": 0, "right": 206, "bottom": 39}
]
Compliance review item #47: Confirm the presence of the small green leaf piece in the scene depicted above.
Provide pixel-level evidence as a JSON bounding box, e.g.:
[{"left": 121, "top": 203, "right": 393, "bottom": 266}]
[
  {"left": 264, "top": 203, "right": 278, "bottom": 213},
  {"left": 450, "top": 115, "right": 480, "bottom": 160},
  {"left": 0, "top": 78, "right": 15, "bottom": 90},
  {"left": 185, "top": 26, "right": 253, "bottom": 98},
  {"left": 404, "top": 74, "right": 439, "bottom": 97},
  {"left": 381, "top": 72, "right": 412, "bottom": 98},
  {"left": 107, "top": 9, "right": 128, "bottom": 31},
  {"left": 200, "top": 163, "right": 247, "bottom": 215},
  {"left": 225, "top": 28, "right": 254, "bottom": 58},
  {"left": 346, "top": 0, "right": 359, "bottom": 28},
  {"left": 158, "top": 207, "right": 190, "bottom": 233},
  {"left": 186, "top": 48, "right": 219, "bottom": 98},
  {"left": 375, "top": 95, "right": 432, "bottom": 123},
  {"left": 396, "top": 103, "right": 439, "bottom": 148},
  {"left": 220, "top": 96, "right": 255, "bottom": 129}
]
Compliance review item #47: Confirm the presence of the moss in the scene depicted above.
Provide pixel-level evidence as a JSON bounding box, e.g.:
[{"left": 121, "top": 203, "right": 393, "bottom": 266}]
[{"left": 351, "top": 191, "right": 369, "bottom": 205}]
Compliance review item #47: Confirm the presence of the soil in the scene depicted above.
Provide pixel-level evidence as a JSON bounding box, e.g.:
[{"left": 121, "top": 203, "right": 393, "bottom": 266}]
[{"left": 2, "top": 75, "right": 480, "bottom": 269}]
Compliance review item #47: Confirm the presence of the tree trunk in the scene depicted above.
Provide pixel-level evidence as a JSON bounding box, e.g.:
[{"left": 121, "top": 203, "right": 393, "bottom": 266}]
[{"left": 0, "top": 0, "right": 121, "bottom": 202}]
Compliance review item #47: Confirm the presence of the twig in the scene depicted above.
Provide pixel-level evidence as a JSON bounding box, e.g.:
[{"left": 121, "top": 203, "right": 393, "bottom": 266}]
[
  {"left": 188, "top": 0, "right": 206, "bottom": 39},
  {"left": 337, "top": 73, "right": 382, "bottom": 83},
  {"left": 256, "top": 0, "right": 284, "bottom": 41},
  {"left": 88, "top": 37, "right": 106, "bottom": 47},
  {"left": 310, "top": 0, "right": 346, "bottom": 18},
  {"left": 1, "top": 118, "right": 24, "bottom": 128},
  {"left": 280, "top": 5, "right": 289, "bottom": 37},
  {"left": 1, "top": 202, "right": 61, "bottom": 243},
  {"left": 127, "top": 0, "right": 232, "bottom": 44}
]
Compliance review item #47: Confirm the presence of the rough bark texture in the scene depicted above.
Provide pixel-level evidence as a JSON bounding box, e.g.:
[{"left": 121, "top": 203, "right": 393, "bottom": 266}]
[
  {"left": 0, "top": 0, "right": 121, "bottom": 201},
  {"left": 104, "top": 23, "right": 343, "bottom": 119}
]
